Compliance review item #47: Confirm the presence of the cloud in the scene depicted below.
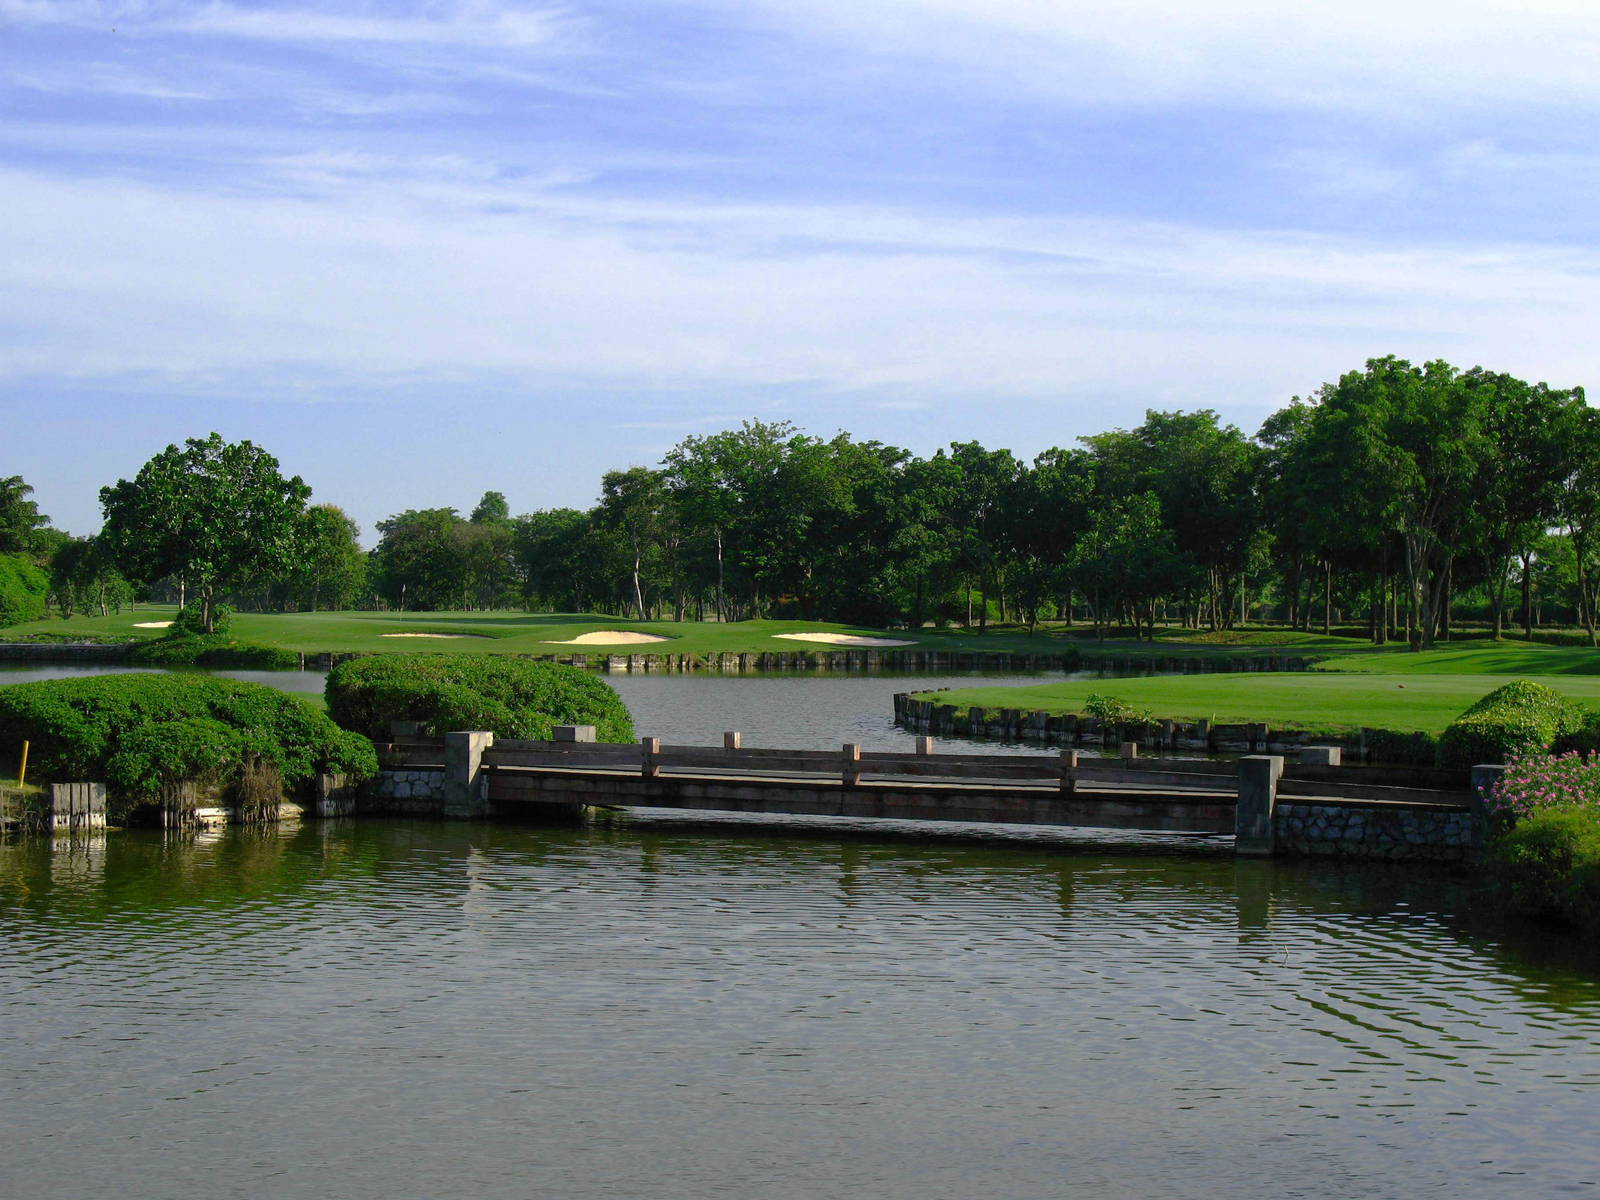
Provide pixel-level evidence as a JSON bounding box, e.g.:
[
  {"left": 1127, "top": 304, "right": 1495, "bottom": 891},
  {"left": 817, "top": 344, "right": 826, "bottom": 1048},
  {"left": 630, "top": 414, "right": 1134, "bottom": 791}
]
[
  {"left": 2, "top": 0, "right": 570, "bottom": 48},
  {"left": 2, "top": 158, "right": 1595, "bottom": 417},
  {"left": 711, "top": 0, "right": 1600, "bottom": 115}
]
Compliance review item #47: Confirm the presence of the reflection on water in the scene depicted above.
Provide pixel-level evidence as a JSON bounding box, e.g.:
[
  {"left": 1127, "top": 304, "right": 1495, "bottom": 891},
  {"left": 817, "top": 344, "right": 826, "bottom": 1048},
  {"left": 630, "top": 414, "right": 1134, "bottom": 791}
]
[
  {"left": 0, "top": 662, "right": 1094, "bottom": 751},
  {"left": 3, "top": 820, "right": 1599, "bottom": 1199},
  {"left": 605, "top": 670, "right": 1087, "bottom": 752}
]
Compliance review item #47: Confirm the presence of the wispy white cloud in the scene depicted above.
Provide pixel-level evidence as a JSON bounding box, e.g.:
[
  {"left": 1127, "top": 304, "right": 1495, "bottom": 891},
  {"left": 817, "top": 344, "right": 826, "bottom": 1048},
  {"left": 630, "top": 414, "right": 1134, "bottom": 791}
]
[
  {"left": 2, "top": 0, "right": 571, "bottom": 48},
  {"left": 713, "top": 0, "right": 1600, "bottom": 114},
  {"left": 168, "top": 3, "right": 565, "bottom": 48},
  {"left": 2, "top": 159, "right": 1595, "bottom": 419}
]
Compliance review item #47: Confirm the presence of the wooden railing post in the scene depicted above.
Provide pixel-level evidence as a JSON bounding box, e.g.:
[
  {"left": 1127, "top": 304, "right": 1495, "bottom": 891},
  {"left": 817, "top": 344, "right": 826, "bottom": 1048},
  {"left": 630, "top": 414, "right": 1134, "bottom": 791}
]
[
  {"left": 842, "top": 743, "right": 862, "bottom": 788},
  {"left": 641, "top": 737, "right": 660, "bottom": 780},
  {"left": 916, "top": 736, "right": 934, "bottom": 755},
  {"left": 1059, "top": 749, "right": 1079, "bottom": 795},
  {"left": 723, "top": 731, "right": 741, "bottom": 750}
]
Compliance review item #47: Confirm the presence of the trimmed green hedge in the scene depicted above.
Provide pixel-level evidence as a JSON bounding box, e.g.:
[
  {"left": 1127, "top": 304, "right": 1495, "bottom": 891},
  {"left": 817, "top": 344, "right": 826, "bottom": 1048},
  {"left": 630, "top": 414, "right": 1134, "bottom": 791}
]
[
  {"left": 128, "top": 635, "right": 299, "bottom": 669},
  {"left": 1439, "top": 680, "right": 1582, "bottom": 768},
  {"left": 1362, "top": 727, "right": 1440, "bottom": 768},
  {"left": 326, "top": 654, "right": 635, "bottom": 743},
  {"left": 0, "top": 554, "right": 48, "bottom": 628},
  {"left": 1492, "top": 807, "right": 1600, "bottom": 929},
  {"left": 0, "top": 674, "right": 376, "bottom": 813}
]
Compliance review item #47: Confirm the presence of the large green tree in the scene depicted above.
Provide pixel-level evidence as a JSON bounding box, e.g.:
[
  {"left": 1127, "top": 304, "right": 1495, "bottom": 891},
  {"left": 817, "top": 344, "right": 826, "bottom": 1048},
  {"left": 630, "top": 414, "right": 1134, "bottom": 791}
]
[
  {"left": 99, "top": 434, "right": 311, "bottom": 633},
  {"left": 595, "top": 467, "right": 669, "bottom": 619},
  {"left": 0, "top": 476, "right": 51, "bottom": 555}
]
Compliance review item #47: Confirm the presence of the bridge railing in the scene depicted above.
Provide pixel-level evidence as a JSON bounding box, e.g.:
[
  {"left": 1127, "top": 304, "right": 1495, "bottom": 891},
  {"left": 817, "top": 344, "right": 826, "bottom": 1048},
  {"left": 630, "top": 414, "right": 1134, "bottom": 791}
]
[
  {"left": 377, "top": 731, "right": 1473, "bottom": 810},
  {"left": 461, "top": 734, "right": 1468, "bottom": 807}
]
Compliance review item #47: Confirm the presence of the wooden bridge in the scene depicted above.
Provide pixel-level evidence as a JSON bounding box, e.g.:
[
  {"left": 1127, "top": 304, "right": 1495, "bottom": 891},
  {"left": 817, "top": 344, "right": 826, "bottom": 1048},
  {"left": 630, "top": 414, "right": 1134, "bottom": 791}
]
[{"left": 375, "top": 730, "right": 1486, "bottom": 857}]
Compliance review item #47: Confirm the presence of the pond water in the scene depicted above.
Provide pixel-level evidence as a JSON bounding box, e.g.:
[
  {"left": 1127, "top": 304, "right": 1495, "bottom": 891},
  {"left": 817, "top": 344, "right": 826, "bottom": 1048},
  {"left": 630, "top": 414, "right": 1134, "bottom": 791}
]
[
  {"left": 3, "top": 819, "right": 1599, "bottom": 1199},
  {"left": 0, "top": 663, "right": 1086, "bottom": 753}
]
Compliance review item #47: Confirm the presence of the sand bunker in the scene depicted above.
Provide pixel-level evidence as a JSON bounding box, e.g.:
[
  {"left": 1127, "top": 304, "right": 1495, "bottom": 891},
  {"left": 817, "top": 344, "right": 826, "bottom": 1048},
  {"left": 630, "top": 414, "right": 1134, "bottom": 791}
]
[
  {"left": 132, "top": 621, "right": 173, "bottom": 629},
  {"left": 380, "top": 632, "right": 486, "bottom": 640},
  {"left": 774, "top": 632, "right": 916, "bottom": 647},
  {"left": 546, "top": 631, "right": 673, "bottom": 646}
]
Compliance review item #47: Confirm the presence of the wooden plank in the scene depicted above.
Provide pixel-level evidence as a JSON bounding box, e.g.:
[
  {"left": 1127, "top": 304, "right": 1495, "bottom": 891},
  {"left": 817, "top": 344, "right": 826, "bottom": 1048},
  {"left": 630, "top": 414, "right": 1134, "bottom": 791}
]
[
  {"left": 487, "top": 748, "right": 643, "bottom": 769},
  {"left": 1107, "top": 757, "right": 1237, "bottom": 778},
  {"left": 860, "top": 749, "right": 1060, "bottom": 767},
  {"left": 1276, "top": 780, "right": 1467, "bottom": 807},
  {"left": 660, "top": 744, "right": 840, "bottom": 765},
  {"left": 1283, "top": 764, "right": 1468, "bottom": 790},
  {"left": 1072, "top": 766, "right": 1239, "bottom": 790},
  {"left": 667, "top": 750, "right": 837, "bottom": 774},
  {"left": 863, "top": 759, "right": 1063, "bottom": 782},
  {"left": 491, "top": 738, "right": 637, "bottom": 756}
]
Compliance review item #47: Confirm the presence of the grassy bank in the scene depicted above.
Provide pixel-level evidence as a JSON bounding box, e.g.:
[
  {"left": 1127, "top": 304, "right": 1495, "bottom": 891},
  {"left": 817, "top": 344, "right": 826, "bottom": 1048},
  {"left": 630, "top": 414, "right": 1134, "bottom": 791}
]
[
  {"left": 4, "top": 609, "right": 1330, "bottom": 661},
  {"left": 9, "top": 611, "right": 1599, "bottom": 678},
  {"left": 914, "top": 672, "right": 1600, "bottom": 737}
]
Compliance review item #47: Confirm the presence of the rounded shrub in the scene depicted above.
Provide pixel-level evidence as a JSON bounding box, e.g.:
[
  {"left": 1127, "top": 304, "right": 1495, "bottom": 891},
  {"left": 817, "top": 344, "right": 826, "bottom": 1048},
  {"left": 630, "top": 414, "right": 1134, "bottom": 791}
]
[
  {"left": 105, "top": 717, "right": 253, "bottom": 802},
  {"left": 0, "top": 553, "right": 48, "bottom": 629},
  {"left": 1439, "top": 680, "right": 1582, "bottom": 768},
  {"left": 1492, "top": 807, "right": 1600, "bottom": 928},
  {"left": 171, "top": 601, "right": 232, "bottom": 637},
  {"left": 0, "top": 674, "right": 377, "bottom": 809},
  {"left": 129, "top": 635, "right": 298, "bottom": 669},
  {"left": 326, "top": 654, "right": 634, "bottom": 743}
]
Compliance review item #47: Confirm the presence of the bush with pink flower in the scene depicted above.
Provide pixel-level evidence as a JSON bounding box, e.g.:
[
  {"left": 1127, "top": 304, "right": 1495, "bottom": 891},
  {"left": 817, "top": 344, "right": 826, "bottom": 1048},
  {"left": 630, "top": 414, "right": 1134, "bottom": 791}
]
[
  {"left": 1488, "top": 751, "right": 1600, "bottom": 931},
  {"left": 1486, "top": 751, "right": 1600, "bottom": 825}
]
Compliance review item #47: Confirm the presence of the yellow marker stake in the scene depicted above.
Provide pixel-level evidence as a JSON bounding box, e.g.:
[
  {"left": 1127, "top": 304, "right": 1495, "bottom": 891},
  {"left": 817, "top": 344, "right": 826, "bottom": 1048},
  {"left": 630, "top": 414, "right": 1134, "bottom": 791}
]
[{"left": 17, "top": 740, "right": 28, "bottom": 789}]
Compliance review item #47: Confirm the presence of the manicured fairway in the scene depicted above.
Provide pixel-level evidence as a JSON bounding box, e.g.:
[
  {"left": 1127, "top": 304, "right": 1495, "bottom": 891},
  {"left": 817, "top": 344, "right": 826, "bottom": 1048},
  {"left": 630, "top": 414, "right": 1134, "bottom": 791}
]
[
  {"left": 916, "top": 671, "right": 1600, "bottom": 736},
  {"left": 4, "top": 609, "right": 1325, "bottom": 660}
]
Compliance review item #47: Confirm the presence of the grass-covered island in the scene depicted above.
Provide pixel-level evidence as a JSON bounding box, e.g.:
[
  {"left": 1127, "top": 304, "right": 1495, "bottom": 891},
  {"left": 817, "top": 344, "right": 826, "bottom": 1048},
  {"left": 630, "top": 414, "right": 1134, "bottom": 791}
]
[
  {"left": 326, "top": 654, "right": 634, "bottom": 742},
  {"left": 913, "top": 638, "right": 1600, "bottom": 739},
  {"left": 0, "top": 606, "right": 1365, "bottom": 663},
  {"left": 0, "top": 673, "right": 377, "bottom": 823},
  {"left": 0, "top": 655, "right": 637, "bottom": 825}
]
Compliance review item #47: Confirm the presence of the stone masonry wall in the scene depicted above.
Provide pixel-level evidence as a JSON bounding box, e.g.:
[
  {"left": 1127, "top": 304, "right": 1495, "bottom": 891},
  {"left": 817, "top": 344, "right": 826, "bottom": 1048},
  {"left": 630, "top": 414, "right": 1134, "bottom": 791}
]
[
  {"left": 366, "top": 768, "right": 445, "bottom": 815},
  {"left": 1274, "top": 801, "right": 1474, "bottom": 863}
]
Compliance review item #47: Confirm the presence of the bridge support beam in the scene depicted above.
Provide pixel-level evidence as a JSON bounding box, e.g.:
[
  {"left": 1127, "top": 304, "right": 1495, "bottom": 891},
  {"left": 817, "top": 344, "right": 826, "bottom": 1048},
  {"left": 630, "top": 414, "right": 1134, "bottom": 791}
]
[
  {"left": 1235, "top": 755, "right": 1283, "bottom": 855},
  {"left": 444, "top": 730, "right": 495, "bottom": 818}
]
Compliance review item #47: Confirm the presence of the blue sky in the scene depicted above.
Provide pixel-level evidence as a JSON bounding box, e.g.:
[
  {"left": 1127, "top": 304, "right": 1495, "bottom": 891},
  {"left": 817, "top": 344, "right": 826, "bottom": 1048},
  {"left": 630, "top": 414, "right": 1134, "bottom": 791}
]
[{"left": 6, "top": 0, "right": 1600, "bottom": 539}]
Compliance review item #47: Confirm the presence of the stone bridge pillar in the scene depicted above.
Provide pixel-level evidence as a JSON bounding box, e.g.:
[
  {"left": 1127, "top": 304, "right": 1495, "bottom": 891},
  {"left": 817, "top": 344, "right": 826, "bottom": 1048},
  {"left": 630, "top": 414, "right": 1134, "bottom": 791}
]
[
  {"left": 1236, "top": 755, "right": 1283, "bottom": 856},
  {"left": 444, "top": 730, "right": 495, "bottom": 818}
]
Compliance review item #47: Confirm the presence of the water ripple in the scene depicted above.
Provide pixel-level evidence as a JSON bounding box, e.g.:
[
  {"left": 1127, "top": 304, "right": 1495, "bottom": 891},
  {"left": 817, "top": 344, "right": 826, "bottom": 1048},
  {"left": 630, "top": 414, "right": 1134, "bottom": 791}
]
[{"left": 3, "top": 822, "right": 1600, "bottom": 1198}]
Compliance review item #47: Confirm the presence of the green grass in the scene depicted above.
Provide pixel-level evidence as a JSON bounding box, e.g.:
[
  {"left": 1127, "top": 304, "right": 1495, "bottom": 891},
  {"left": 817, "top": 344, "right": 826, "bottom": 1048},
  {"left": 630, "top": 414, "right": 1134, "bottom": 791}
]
[
  {"left": 1310, "top": 640, "right": 1600, "bottom": 676},
  {"left": 4, "top": 609, "right": 1324, "bottom": 660},
  {"left": 915, "top": 672, "right": 1600, "bottom": 737},
  {"left": 12, "top": 610, "right": 1599, "bottom": 679}
]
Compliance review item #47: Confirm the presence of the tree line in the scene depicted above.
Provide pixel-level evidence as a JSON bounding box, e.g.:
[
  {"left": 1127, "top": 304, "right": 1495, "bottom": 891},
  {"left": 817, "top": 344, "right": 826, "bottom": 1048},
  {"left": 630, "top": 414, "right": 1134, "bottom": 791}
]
[{"left": 2, "top": 356, "right": 1596, "bottom": 647}]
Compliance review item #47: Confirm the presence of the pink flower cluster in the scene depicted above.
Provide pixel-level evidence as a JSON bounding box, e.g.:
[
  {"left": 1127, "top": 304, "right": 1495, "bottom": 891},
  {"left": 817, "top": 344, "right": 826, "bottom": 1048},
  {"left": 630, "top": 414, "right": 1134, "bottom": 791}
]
[{"left": 1486, "top": 751, "right": 1600, "bottom": 822}]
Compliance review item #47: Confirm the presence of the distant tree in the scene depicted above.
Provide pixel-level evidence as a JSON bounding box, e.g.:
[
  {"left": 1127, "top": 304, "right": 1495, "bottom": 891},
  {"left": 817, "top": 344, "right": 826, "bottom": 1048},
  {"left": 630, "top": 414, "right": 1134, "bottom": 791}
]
[
  {"left": 371, "top": 508, "right": 464, "bottom": 611},
  {"left": 99, "top": 434, "right": 311, "bottom": 633},
  {"left": 470, "top": 491, "right": 511, "bottom": 525},
  {"left": 945, "top": 441, "right": 1022, "bottom": 632},
  {"left": 292, "top": 505, "right": 367, "bottom": 611},
  {"left": 596, "top": 468, "right": 669, "bottom": 619},
  {"left": 514, "top": 508, "right": 603, "bottom": 611},
  {"left": 0, "top": 554, "right": 49, "bottom": 628},
  {"left": 50, "top": 536, "right": 132, "bottom": 618},
  {"left": 0, "top": 476, "right": 51, "bottom": 555},
  {"left": 1070, "top": 492, "right": 1179, "bottom": 640},
  {"left": 1082, "top": 410, "right": 1263, "bottom": 630},
  {"left": 1007, "top": 448, "right": 1096, "bottom": 629}
]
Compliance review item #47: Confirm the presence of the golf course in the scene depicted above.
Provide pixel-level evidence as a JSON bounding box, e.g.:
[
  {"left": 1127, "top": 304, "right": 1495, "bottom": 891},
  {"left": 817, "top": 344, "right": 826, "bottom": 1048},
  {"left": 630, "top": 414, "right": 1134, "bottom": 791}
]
[{"left": 8, "top": 607, "right": 1600, "bottom": 737}]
